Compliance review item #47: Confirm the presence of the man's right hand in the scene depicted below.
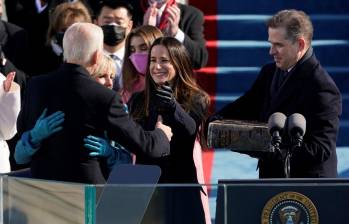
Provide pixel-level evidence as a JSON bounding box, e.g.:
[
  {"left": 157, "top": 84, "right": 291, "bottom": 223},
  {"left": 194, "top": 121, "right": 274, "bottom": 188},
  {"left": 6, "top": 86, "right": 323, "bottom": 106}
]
[
  {"left": 156, "top": 115, "right": 172, "bottom": 141},
  {"left": 143, "top": 2, "right": 158, "bottom": 26}
]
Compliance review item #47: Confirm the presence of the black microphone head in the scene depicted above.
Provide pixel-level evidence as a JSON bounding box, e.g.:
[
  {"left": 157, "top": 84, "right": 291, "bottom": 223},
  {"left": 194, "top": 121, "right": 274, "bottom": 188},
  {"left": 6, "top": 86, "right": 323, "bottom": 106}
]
[
  {"left": 288, "top": 113, "right": 306, "bottom": 136},
  {"left": 268, "top": 112, "right": 287, "bottom": 134}
]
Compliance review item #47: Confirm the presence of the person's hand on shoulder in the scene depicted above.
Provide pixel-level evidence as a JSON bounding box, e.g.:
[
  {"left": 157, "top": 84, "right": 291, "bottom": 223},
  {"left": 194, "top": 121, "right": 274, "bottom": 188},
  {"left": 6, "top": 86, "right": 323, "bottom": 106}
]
[
  {"left": 30, "top": 109, "right": 65, "bottom": 146},
  {"left": 84, "top": 135, "right": 114, "bottom": 157}
]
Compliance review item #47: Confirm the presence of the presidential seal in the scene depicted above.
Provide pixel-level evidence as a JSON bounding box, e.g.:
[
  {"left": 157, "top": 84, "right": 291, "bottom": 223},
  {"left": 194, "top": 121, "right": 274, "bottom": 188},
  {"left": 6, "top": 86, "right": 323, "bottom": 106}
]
[{"left": 261, "top": 191, "right": 319, "bottom": 224}]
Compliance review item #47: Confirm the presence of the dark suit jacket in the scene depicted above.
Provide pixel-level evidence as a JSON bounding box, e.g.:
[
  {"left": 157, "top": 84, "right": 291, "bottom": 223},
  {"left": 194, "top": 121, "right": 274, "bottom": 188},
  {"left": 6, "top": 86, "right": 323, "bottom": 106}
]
[
  {"left": 178, "top": 4, "right": 208, "bottom": 69},
  {"left": 0, "top": 20, "right": 29, "bottom": 72},
  {"left": 6, "top": 0, "right": 50, "bottom": 75},
  {"left": 17, "top": 63, "right": 170, "bottom": 184},
  {"left": 212, "top": 52, "right": 342, "bottom": 178},
  {"left": 129, "top": 2, "right": 208, "bottom": 69}
]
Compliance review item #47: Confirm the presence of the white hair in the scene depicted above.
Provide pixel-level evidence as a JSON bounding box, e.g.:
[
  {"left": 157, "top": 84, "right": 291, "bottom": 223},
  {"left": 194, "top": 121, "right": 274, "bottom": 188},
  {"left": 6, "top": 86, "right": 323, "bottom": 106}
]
[{"left": 63, "top": 22, "right": 103, "bottom": 66}]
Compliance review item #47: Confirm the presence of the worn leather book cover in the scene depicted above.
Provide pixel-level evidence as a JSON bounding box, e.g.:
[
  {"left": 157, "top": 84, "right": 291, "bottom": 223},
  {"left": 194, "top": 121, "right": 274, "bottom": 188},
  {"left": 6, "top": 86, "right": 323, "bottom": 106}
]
[{"left": 207, "top": 119, "right": 271, "bottom": 152}]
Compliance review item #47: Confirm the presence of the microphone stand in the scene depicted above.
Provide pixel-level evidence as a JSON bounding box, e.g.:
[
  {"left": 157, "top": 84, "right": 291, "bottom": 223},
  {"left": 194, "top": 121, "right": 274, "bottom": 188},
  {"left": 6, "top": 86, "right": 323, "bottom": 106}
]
[
  {"left": 283, "top": 133, "right": 303, "bottom": 178},
  {"left": 284, "top": 146, "right": 291, "bottom": 178}
]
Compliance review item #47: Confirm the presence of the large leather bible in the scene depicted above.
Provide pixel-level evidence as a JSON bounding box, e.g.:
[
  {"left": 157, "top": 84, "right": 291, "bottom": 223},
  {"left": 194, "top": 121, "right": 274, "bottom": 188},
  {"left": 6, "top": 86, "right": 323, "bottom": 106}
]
[{"left": 207, "top": 119, "right": 272, "bottom": 152}]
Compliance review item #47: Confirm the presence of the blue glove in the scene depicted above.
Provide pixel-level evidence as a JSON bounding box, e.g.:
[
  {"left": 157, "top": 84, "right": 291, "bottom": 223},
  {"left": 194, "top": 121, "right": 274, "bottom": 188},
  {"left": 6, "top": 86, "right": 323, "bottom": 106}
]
[
  {"left": 30, "top": 108, "right": 65, "bottom": 146},
  {"left": 84, "top": 135, "right": 113, "bottom": 157}
]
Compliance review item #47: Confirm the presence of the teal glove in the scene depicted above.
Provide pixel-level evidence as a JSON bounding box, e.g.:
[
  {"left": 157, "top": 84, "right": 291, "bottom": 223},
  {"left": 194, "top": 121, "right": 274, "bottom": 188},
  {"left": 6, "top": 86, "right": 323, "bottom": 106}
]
[
  {"left": 15, "top": 109, "right": 64, "bottom": 164},
  {"left": 84, "top": 135, "right": 113, "bottom": 157},
  {"left": 30, "top": 108, "right": 65, "bottom": 146},
  {"left": 84, "top": 135, "right": 132, "bottom": 169}
]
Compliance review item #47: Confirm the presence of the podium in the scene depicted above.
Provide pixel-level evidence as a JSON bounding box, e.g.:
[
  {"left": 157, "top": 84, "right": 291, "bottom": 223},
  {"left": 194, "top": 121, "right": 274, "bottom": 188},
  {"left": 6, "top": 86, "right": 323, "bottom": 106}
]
[{"left": 216, "top": 178, "right": 349, "bottom": 224}]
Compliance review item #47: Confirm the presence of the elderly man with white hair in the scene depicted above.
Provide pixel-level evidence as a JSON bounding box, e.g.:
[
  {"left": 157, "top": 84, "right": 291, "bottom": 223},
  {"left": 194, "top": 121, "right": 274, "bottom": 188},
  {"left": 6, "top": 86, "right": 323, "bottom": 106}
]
[{"left": 17, "top": 22, "right": 172, "bottom": 184}]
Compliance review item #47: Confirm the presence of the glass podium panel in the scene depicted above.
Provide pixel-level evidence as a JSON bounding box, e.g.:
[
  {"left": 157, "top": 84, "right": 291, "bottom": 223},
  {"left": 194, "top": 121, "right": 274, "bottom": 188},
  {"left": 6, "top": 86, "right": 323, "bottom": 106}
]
[
  {"left": 2, "top": 175, "right": 349, "bottom": 223},
  {"left": 1, "top": 176, "right": 87, "bottom": 224},
  {"left": 0, "top": 176, "right": 217, "bottom": 224},
  {"left": 96, "top": 184, "right": 213, "bottom": 224}
]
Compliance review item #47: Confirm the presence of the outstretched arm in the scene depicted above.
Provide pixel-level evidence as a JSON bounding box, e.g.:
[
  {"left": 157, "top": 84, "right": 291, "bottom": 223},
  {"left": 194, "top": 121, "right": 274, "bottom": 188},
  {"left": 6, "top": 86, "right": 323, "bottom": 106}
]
[{"left": 15, "top": 109, "right": 65, "bottom": 164}]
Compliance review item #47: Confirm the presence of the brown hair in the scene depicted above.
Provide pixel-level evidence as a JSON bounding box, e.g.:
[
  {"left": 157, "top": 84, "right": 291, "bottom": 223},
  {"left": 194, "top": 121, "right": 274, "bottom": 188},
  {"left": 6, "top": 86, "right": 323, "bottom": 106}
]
[
  {"left": 122, "top": 25, "right": 163, "bottom": 93},
  {"left": 266, "top": 9, "right": 313, "bottom": 44},
  {"left": 47, "top": 1, "right": 92, "bottom": 45}
]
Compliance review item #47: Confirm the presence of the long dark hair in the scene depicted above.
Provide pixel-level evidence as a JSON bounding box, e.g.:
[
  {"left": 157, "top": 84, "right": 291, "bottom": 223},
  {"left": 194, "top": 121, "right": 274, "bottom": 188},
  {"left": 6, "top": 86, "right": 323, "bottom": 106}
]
[{"left": 132, "top": 37, "right": 210, "bottom": 142}]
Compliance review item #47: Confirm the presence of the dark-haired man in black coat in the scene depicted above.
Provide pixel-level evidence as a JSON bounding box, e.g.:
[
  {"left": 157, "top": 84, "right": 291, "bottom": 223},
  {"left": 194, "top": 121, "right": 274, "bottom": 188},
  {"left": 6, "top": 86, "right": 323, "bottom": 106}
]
[
  {"left": 208, "top": 10, "right": 342, "bottom": 178},
  {"left": 17, "top": 22, "right": 172, "bottom": 184}
]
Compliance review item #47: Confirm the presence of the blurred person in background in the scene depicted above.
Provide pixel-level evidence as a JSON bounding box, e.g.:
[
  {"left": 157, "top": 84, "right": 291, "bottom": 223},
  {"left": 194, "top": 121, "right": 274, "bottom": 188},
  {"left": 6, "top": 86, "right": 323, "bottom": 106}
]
[
  {"left": 94, "top": 0, "right": 133, "bottom": 91},
  {"left": 0, "top": 72, "right": 20, "bottom": 173},
  {"left": 128, "top": 0, "right": 208, "bottom": 69},
  {"left": 39, "top": 0, "right": 92, "bottom": 73},
  {"left": 120, "top": 25, "right": 163, "bottom": 103}
]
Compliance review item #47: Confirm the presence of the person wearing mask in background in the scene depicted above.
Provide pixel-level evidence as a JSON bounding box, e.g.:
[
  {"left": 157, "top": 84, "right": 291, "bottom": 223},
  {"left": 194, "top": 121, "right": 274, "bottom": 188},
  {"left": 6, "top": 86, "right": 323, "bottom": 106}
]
[
  {"left": 0, "top": 72, "right": 20, "bottom": 173},
  {"left": 94, "top": 0, "right": 133, "bottom": 91},
  {"left": 128, "top": 0, "right": 208, "bottom": 69},
  {"left": 129, "top": 37, "right": 210, "bottom": 223},
  {"left": 120, "top": 25, "right": 163, "bottom": 103},
  {"left": 207, "top": 10, "right": 342, "bottom": 178},
  {"left": 15, "top": 54, "right": 131, "bottom": 178},
  {"left": 39, "top": 1, "right": 92, "bottom": 74},
  {"left": 17, "top": 22, "right": 172, "bottom": 184},
  {"left": 5, "top": 0, "right": 50, "bottom": 75},
  {"left": 0, "top": 0, "right": 29, "bottom": 74},
  {"left": 4, "top": 0, "right": 93, "bottom": 75}
]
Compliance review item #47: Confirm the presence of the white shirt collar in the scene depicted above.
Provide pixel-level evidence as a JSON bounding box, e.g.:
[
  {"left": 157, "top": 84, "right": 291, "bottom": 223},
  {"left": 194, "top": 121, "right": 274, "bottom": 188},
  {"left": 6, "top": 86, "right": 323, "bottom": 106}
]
[
  {"left": 157, "top": 4, "right": 167, "bottom": 17},
  {"left": 104, "top": 47, "right": 125, "bottom": 62}
]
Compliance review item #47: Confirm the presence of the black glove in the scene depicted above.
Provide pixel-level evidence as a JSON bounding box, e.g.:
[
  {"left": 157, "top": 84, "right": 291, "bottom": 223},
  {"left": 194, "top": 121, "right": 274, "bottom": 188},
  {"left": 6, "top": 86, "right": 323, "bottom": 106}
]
[{"left": 153, "top": 83, "right": 176, "bottom": 113}]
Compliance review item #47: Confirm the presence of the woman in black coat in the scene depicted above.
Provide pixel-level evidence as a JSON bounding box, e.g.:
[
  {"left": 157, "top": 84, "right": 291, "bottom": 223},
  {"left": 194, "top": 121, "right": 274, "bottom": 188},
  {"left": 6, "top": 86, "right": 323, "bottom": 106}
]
[{"left": 129, "top": 37, "right": 210, "bottom": 223}]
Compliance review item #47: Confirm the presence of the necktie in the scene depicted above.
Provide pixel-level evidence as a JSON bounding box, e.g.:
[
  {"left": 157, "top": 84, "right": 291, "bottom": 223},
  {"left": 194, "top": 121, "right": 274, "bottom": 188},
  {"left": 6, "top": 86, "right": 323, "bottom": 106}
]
[
  {"left": 110, "top": 54, "right": 122, "bottom": 91},
  {"left": 277, "top": 70, "right": 289, "bottom": 90}
]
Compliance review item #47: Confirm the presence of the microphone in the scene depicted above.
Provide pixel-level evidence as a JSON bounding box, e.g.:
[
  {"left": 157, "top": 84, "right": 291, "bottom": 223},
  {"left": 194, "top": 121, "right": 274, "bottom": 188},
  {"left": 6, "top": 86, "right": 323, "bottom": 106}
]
[
  {"left": 268, "top": 112, "right": 287, "bottom": 153},
  {"left": 287, "top": 113, "right": 306, "bottom": 148}
]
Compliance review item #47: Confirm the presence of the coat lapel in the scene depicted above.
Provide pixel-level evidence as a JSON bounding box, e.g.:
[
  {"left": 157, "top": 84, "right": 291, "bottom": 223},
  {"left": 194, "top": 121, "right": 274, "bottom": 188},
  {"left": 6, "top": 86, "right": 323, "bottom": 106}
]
[{"left": 267, "top": 54, "right": 319, "bottom": 115}]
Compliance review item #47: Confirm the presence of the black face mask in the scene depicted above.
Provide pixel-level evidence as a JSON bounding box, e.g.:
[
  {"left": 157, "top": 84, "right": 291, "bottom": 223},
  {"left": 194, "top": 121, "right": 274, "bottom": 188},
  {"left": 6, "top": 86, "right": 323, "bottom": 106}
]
[
  {"left": 101, "top": 24, "right": 126, "bottom": 46},
  {"left": 55, "top": 31, "right": 65, "bottom": 48}
]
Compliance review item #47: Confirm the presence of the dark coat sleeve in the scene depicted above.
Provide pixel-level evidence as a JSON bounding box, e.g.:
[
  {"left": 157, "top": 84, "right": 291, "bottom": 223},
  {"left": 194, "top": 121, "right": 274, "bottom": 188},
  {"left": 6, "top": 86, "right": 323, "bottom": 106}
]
[
  {"left": 179, "top": 4, "right": 208, "bottom": 69},
  {"left": 292, "top": 68, "right": 342, "bottom": 165},
  {"left": 106, "top": 94, "right": 171, "bottom": 158},
  {"left": 163, "top": 101, "right": 197, "bottom": 137},
  {"left": 209, "top": 65, "right": 272, "bottom": 121}
]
